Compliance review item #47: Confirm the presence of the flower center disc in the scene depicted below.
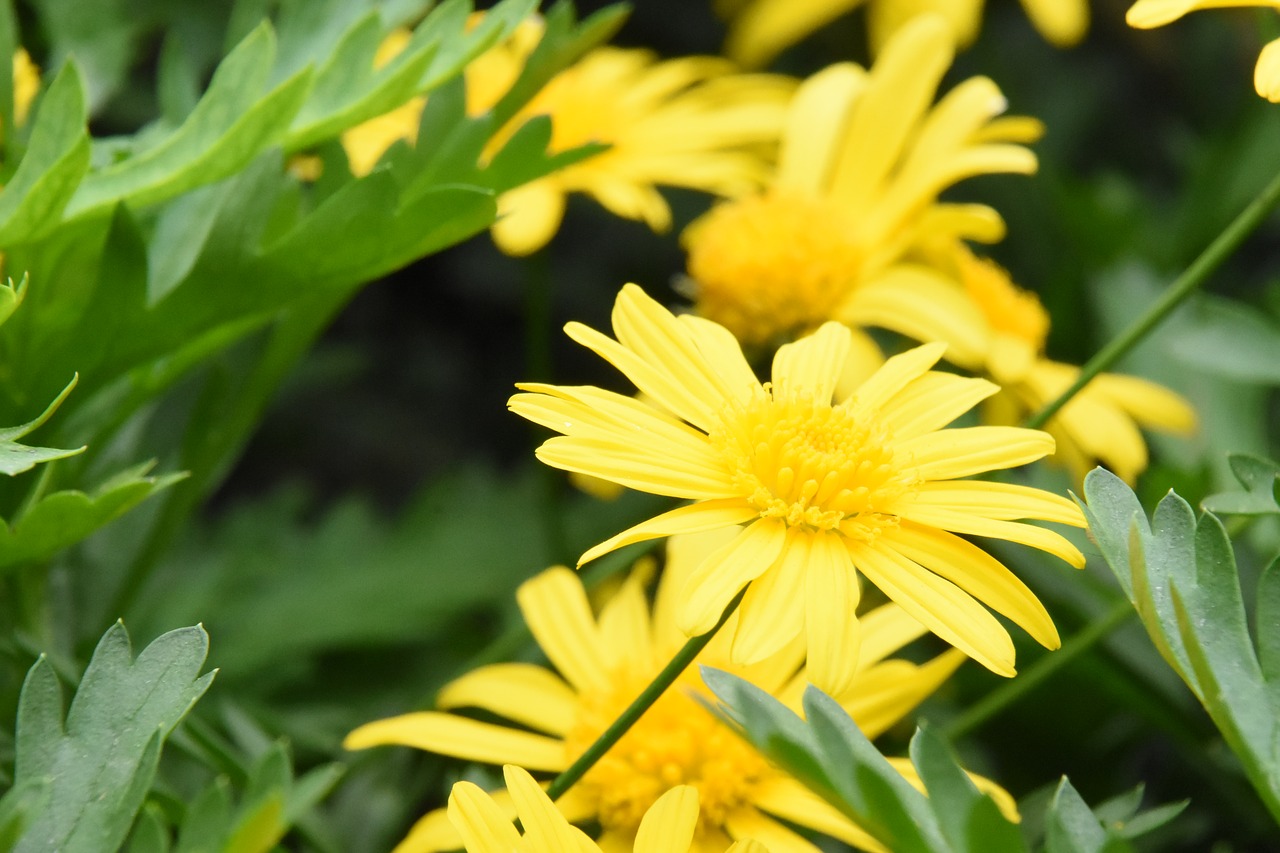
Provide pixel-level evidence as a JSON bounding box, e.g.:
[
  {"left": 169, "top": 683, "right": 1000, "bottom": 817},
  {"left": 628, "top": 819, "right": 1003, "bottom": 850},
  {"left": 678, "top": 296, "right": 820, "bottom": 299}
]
[
  {"left": 685, "top": 192, "right": 864, "bottom": 347},
  {"left": 566, "top": 673, "right": 768, "bottom": 838},
  {"left": 712, "top": 390, "right": 912, "bottom": 538}
]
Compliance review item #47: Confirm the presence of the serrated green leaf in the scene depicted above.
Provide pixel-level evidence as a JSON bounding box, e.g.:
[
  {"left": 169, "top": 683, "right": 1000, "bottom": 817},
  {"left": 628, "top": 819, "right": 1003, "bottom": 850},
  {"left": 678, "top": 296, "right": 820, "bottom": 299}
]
[
  {"left": 1078, "top": 468, "right": 1146, "bottom": 600},
  {"left": 1045, "top": 778, "right": 1109, "bottom": 853},
  {"left": 0, "top": 61, "right": 90, "bottom": 245},
  {"left": 1202, "top": 454, "right": 1280, "bottom": 516},
  {"left": 0, "top": 464, "right": 183, "bottom": 571},
  {"left": 9, "top": 622, "right": 214, "bottom": 852},
  {"left": 69, "top": 24, "right": 313, "bottom": 216}
]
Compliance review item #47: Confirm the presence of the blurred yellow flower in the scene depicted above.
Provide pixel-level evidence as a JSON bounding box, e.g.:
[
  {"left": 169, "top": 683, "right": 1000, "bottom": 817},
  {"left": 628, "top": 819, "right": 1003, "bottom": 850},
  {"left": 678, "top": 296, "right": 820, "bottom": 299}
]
[
  {"left": 12, "top": 48, "right": 38, "bottom": 127},
  {"left": 447, "top": 765, "right": 768, "bottom": 853},
  {"left": 1127, "top": 0, "right": 1280, "bottom": 102},
  {"left": 348, "top": 537, "right": 1007, "bottom": 852},
  {"left": 719, "top": 0, "right": 1088, "bottom": 69},
  {"left": 508, "top": 283, "right": 1086, "bottom": 686},
  {"left": 342, "top": 18, "right": 794, "bottom": 256},
  {"left": 683, "top": 15, "right": 1042, "bottom": 349},
  {"left": 845, "top": 247, "right": 1197, "bottom": 483}
]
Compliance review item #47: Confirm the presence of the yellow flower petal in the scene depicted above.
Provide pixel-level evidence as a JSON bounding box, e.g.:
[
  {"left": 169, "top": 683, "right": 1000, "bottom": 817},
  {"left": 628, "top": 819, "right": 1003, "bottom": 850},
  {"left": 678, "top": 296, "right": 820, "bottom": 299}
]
[
  {"left": 893, "top": 504, "right": 1085, "bottom": 568},
  {"left": 853, "top": 602, "right": 928, "bottom": 670},
  {"left": 579, "top": 499, "right": 758, "bottom": 566},
  {"left": 901, "top": 425, "right": 1054, "bottom": 480},
  {"left": 535, "top": 435, "right": 734, "bottom": 499},
  {"left": 881, "top": 522, "right": 1060, "bottom": 648},
  {"left": 776, "top": 64, "right": 867, "bottom": 193},
  {"left": 723, "top": 0, "right": 866, "bottom": 68},
  {"left": 771, "top": 322, "right": 852, "bottom": 402},
  {"left": 634, "top": 786, "right": 699, "bottom": 853},
  {"left": 599, "top": 569, "right": 654, "bottom": 670},
  {"left": 842, "top": 651, "right": 966, "bottom": 738},
  {"left": 753, "top": 777, "right": 887, "bottom": 852},
  {"left": 849, "top": 540, "right": 1017, "bottom": 677},
  {"left": 678, "top": 519, "right": 788, "bottom": 636},
  {"left": 518, "top": 567, "right": 611, "bottom": 694},
  {"left": 447, "top": 781, "right": 523, "bottom": 853},
  {"left": 344, "top": 712, "right": 566, "bottom": 771},
  {"left": 492, "top": 180, "right": 567, "bottom": 256},
  {"left": 843, "top": 266, "right": 989, "bottom": 369},
  {"left": 1021, "top": 0, "right": 1089, "bottom": 46},
  {"left": 731, "top": 528, "right": 811, "bottom": 664},
  {"left": 804, "top": 531, "right": 863, "bottom": 696},
  {"left": 847, "top": 341, "right": 948, "bottom": 409},
  {"left": 905, "top": 480, "right": 1085, "bottom": 524},
  {"left": 724, "top": 805, "right": 824, "bottom": 851},
  {"left": 437, "top": 663, "right": 578, "bottom": 736},
  {"left": 879, "top": 373, "right": 998, "bottom": 440},
  {"left": 504, "top": 765, "right": 594, "bottom": 852},
  {"left": 1257, "top": 37, "right": 1280, "bottom": 101}
]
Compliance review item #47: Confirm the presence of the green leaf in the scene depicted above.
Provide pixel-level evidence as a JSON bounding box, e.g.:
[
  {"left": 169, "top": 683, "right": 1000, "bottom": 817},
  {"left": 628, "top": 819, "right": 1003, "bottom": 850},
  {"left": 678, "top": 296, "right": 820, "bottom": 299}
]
[
  {"left": 0, "top": 462, "right": 184, "bottom": 571},
  {"left": 0, "top": 375, "right": 84, "bottom": 476},
  {"left": 125, "top": 805, "right": 170, "bottom": 853},
  {"left": 8, "top": 622, "right": 214, "bottom": 853},
  {"left": 909, "top": 725, "right": 1026, "bottom": 853},
  {"left": 1258, "top": 557, "right": 1280, "bottom": 693},
  {"left": 34, "top": 0, "right": 138, "bottom": 111},
  {"left": 0, "top": 61, "right": 90, "bottom": 245},
  {"left": 0, "top": 273, "right": 27, "bottom": 329},
  {"left": 1044, "top": 778, "right": 1112, "bottom": 853},
  {"left": 1168, "top": 296, "right": 1280, "bottom": 385},
  {"left": 68, "top": 23, "right": 314, "bottom": 216},
  {"left": 1202, "top": 454, "right": 1280, "bottom": 516}
]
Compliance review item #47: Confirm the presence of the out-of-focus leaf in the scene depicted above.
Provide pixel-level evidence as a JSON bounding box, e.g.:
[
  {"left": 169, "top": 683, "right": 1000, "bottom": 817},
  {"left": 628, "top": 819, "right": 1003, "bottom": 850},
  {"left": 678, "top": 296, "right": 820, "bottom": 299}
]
[
  {"left": 169, "top": 742, "right": 341, "bottom": 853},
  {"left": 1044, "top": 778, "right": 1116, "bottom": 853},
  {"left": 0, "top": 62, "right": 90, "bottom": 245},
  {"left": 0, "top": 462, "right": 183, "bottom": 571},
  {"left": 125, "top": 806, "right": 170, "bottom": 853},
  {"left": 1202, "top": 454, "right": 1280, "bottom": 516},
  {"left": 1080, "top": 468, "right": 1280, "bottom": 824},
  {"left": 33, "top": 0, "right": 138, "bottom": 112},
  {"left": 1168, "top": 297, "right": 1280, "bottom": 384},
  {"left": 3, "top": 622, "right": 213, "bottom": 852},
  {"left": 1258, "top": 558, "right": 1280, "bottom": 695}
]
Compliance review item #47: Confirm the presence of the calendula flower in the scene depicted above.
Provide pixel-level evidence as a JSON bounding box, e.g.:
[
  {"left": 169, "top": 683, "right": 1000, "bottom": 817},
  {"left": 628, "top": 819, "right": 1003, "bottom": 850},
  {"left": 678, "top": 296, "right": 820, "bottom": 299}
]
[
  {"left": 718, "top": 0, "right": 1088, "bottom": 69},
  {"left": 1126, "top": 0, "right": 1280, "bottom": 101},
  {"left": 683, "top": 15, "right": 1042, "bottom": 349},
  {"left": 343, "top": 17, "right": 793, "bottom": 256},
  {"left": 845, "top": 247, "right": 1197, "bottom": 483},
  {"left": 348, "top": 539, "right": 1007, "bottom": 852},
  {"left": 509, "top": 283, "right": 1086, "bottom": 688},
  {"left": 448, "top": 765, "right": 768, "bottom": 853}
]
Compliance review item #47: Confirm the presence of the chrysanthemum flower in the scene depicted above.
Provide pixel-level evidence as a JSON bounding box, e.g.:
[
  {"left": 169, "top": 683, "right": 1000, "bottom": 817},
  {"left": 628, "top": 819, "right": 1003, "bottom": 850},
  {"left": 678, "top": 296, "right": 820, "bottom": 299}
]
[
  {"left": 509, "top": 283, "right": 1087, "bottom": 687},
  {"left": 448, "top": 765, "right": 768, "bottom": 852},
  {"left": 346, "top": 535, "right": 1011, "bottom": 852},
  {"left": 1126, "top": 0, "right": 1280, "bottom": 101},
  {"left": 682, "top": 15, "right": 1042, "bottom": 349},
  {"left": 342, "top": 17, "right": 794, "bottom": 256},
  {"left": 718, "top": 0, "right": 1088, "bottom": 69},
  {"left": 841, "top": 247, "right": 1198, "bottom": 484}
]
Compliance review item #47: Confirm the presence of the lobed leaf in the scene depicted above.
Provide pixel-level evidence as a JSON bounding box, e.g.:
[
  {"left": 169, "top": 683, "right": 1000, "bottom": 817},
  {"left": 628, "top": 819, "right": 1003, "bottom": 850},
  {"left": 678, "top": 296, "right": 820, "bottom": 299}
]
[
  {"left": 1202, "top": 454, "right": 1280, "bottom": 517},
  {"left": 6, "top": 622, "right": 214, "bottom": 852}
]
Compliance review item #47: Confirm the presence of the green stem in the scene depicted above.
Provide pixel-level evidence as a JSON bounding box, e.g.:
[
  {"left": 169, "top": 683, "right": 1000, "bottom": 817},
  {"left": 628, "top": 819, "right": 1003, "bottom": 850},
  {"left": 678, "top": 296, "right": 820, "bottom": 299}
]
[
  {"left": 545, "top": 586, "right": 746, "bottom": 802},
  {"left": 1026, "top": 166, "right": 1280, "bottom": 430},
  {"left": 943, "top": 597, "right": 1133, "bottom": 740}
]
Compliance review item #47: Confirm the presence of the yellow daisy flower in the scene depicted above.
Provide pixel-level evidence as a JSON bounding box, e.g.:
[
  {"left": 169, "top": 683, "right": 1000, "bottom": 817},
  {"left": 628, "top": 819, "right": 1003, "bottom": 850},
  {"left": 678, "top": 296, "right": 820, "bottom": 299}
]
[
  {"left": 342, "top": 17, "right": 793, "bottom": 256},
  {"left": 682, "top": 14, "right": 1043, "bottom": 349},
  {"left": 718, "top": 0, "right": 1088, "bottom": 69},
  {"left": 346, "top": 537, "right": 1010, "bottom": 852},
  {"left": 509, "top": 283, "right": 1087, "bottom": 688},
  {"left": 844, "top": 247, "right": 1197, "bottom": 484},
  {"left": 448, "top": 765, "right": 768, "bottom": 853},
  {"left": 1127, "top": 0, "right": 1280, "bottom": 102}
]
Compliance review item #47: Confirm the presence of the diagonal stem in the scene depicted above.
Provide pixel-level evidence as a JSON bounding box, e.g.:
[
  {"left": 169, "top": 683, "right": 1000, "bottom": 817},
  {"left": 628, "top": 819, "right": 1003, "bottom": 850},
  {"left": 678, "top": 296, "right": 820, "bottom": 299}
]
[
  {"left": 545, "top": 587, "right": 746, "bottom": 802},
  {"left": 1026, "top": 165, "right": 1280, "bottom": 430}
]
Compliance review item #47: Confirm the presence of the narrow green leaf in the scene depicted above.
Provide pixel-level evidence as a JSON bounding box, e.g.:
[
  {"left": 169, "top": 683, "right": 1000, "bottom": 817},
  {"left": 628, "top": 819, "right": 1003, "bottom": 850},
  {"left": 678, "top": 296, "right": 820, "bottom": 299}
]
[
  {"left": 0, "top": 375, "right": 78, "bottom": 441},
  {"left": 0, "top": 465, "right": 184, "bottom": 572},
  {"left": 1168, "top": 296, "right": 1280, "bottom": 384},
  {"left": 1079, "top": 468, "right": 1147, "bottom": 600},
  {"left": 909, "top": 725, "right": 1026, "bottom": 853},
  {"left": 1045, "top": 778, "right": 1109, "bottom": 853},
  {"left": 173, "top": 779, "right": 232, "bottom": 853},
  {"left": 125, "top": 804, "right": 170, "bottom": 853},
  {"left": 0, "top": 273, "right": 26, "bottom": 329},
  {"left": 9, "top": 623, "right": 214, "bottom": 852},
  {"left": 0, "top": 61, "right": 90, "bottom": 245},
  {"left": 0, "top": 780, "right": 47, "bottom": 851},
  {"left": 1112, "top": 799, "right": 1188, "bottom": 839}
]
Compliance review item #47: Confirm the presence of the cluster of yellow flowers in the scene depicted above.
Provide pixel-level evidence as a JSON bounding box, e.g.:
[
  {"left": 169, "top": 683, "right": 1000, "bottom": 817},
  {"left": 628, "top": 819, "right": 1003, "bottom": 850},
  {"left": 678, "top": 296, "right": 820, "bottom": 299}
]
[{"left": 338, "top": 1, "right": 1273, "bottom": 849}]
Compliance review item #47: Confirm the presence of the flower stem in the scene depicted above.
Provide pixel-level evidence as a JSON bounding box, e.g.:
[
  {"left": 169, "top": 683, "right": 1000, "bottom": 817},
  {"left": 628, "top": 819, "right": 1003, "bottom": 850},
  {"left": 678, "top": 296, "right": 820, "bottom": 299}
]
[
  {"left": 1026, "top": 165, "right": 1280, "bottom": 430},
  {"left": 545, "top": 586, "right": 746, "bottom": 802},
  {"left": 943, "top": 597, "right": 1133, "bottom": 740}
]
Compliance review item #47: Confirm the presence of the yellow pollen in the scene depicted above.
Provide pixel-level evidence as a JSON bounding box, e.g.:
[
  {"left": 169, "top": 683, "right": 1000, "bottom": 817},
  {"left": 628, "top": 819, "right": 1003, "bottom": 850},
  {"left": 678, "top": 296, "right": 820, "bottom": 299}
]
[
  {"left": 710, "top": 388, "right": 915, "bottom": 539},
  {"left": 565, "top": 670, "right": 769, "bottom": 836},
  {"left": 684, "top": 192, "right": 864, "bottom": 347},
  {"left": 959, "top": 251, "right": 1049, "bottom": 350}
]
